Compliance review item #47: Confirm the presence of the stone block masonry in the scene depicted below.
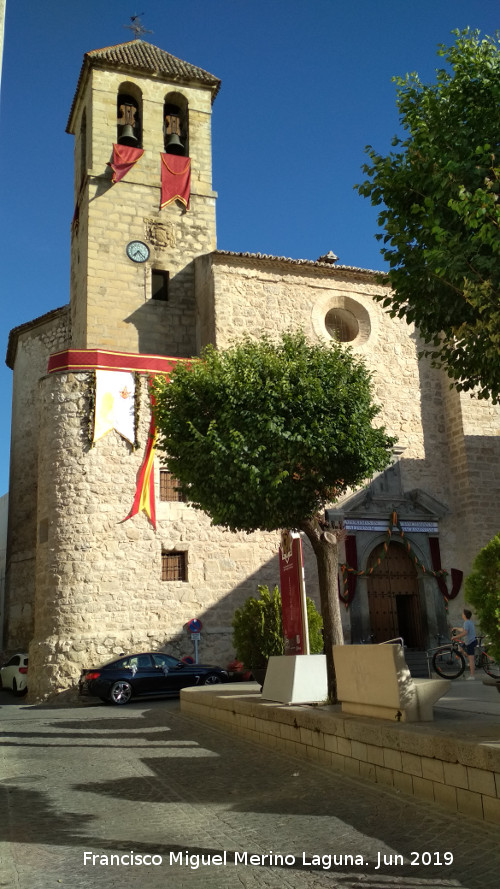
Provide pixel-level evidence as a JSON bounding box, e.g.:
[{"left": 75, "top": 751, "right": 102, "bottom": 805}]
[
  {"left": 6, "top": 32, "right": 500, "bottom": 706},
  {"left": 198, "top": 251, "right": 500, "bottom": 590},
  {"left": 69, "top": 67, "right": 217, "bottom": 356},
  {"left": 181, "top": 685, "right": 500, "bottom": 826},
  {"left": 4, "top": 308, "right": 71, "bottom": 649},
  {"left": 28, "top": 372, "right": 282, "bottom": 700}
]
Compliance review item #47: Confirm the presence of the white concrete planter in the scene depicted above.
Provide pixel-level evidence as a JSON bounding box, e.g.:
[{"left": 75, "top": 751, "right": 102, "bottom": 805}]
[{"left": 261, "top": 654, "right": 328, "bottom": 704}]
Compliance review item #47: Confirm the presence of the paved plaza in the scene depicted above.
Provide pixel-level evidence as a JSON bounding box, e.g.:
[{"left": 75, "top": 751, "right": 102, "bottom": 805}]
[{"left": 1, "top": 685, "right": 499, "bottom": 889}]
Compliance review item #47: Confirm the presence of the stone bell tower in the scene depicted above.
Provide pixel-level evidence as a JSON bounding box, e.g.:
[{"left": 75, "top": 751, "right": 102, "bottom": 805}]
[
  {"left": 4, "top": 40, "right": 225, "bottom": 698},
  {"left": 66, "top": 40, "right": 220, "bottom": 357}
]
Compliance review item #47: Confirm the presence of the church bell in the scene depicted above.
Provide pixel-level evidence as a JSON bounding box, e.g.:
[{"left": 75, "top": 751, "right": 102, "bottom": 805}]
[
  {"left": 164, "top": 132, "right": 184, "bottom": 155},
  {"left": 164, "top": 108, "right": 185, "bottom": 155},
  {"left": 117, "top": 97, "right": 139, "bottom": 146},
  {"left": 118, "top": 124, "right": 138, "bottom": 146}
]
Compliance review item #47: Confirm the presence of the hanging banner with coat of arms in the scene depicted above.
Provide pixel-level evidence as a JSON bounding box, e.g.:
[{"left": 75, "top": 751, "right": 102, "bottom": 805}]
[
  {"left": 279, "top": 530, "right": 310, "bottom": 656},
  {"left": 46, "top": 351, "right": 186, "bottom": 533},
  {"left": 93, "top": 370, "right": 135, "bottom": 444}
]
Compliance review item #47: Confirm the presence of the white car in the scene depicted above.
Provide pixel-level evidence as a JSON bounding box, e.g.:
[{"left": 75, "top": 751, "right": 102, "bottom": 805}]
[{"left": 0, "top": 653, "right": 28, "bottom": 696}]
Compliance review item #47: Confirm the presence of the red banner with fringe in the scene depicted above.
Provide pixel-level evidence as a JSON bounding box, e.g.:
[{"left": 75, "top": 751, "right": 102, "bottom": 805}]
[
  {"left": 160, "top": 154, "right": 191, "bottom": 209},
  {"left": 109, "top": 144, "right": 144, "bottom": 183},
  {"left": 341, "top": 535, "right": 358, "bottom": 608},
  {"left": 429, "top": 537, "right": 463, "bottom": 602}
]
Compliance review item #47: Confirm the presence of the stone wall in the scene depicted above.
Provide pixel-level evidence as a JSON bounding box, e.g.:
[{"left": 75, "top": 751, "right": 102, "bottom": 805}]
[
  {"left": 29, "top": 372, "right": 285, "bottom": 699},
  {"left": 200, "top": 254, "right": 440, "bottom": 467},
  {"left": 197, "top": 252, "right": 500, "bottom": 631},
  {"left": 0, "top": 493, "right": 8, "bottom": 650},
  {"left": 181, "top": 685, "right": 500, "bottom": 825},
  {"left": 5, "top": 310, "right": 70, "bottom": 649},
  {"left": 69, "top": 68, "right": 217, "bottom": 355},
  {"left": 200, "top": 255, "right": 451, "bottom": 487},
  {"left": 8, "top": 252, "right": 500, "bottom": 691},
  {"left": 9, "top": 38, "right": 500, "bottom": 700}
]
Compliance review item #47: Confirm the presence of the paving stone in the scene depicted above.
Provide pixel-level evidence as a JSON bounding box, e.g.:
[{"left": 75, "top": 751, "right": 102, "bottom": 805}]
[{"left": 0, "top": 694, "right": 499, "bottom": 889}]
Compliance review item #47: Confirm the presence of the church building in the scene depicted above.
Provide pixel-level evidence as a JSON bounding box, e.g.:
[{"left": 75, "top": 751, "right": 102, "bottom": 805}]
[{"left": 4, "top": 39, "right": 500, "bottom": 699}]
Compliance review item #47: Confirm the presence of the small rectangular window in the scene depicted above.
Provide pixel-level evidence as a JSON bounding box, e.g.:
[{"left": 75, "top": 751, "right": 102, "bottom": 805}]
[
  {"left": 152, "top": 269, "right": 169, "bottom": 301},
  {"left": 159, "top": 470, "right": 186, "bottom": 502},
  {"left": 162, "top": 550, "right": 187, "bottom": 582}
]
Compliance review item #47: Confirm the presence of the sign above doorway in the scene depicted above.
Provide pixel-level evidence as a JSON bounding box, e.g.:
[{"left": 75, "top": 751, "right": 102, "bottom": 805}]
[{"left": 344, "top": 519, "right": 438, "bottom": 534}]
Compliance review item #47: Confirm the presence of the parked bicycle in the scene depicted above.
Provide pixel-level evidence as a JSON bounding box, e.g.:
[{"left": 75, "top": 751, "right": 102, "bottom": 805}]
[{"left": 431, "top": 634, "right": 500, "bottom": 680}]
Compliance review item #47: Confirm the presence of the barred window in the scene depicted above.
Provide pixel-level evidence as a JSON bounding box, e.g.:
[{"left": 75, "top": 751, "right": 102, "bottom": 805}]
[
  {"left": 159, "top": 470, "right": 185, "bottom": 502},
  {"left": 162, "top": 550, "right": 187, "bottom": 582}
]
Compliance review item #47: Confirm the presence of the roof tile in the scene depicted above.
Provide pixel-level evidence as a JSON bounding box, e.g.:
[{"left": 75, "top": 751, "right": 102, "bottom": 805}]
[{"left": 67, "top": 39, "right": 220, "bottom": 131}]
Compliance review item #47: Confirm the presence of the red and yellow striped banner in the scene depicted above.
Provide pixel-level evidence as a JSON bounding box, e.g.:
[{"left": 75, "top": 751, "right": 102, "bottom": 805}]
[{"left": 124, "top": 412, "right": 157, "bottom": 529}]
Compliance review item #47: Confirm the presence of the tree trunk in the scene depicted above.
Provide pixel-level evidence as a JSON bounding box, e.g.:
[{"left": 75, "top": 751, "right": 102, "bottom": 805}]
[{"left": 300, "top": 516, "right": 344, "bottom": 702}]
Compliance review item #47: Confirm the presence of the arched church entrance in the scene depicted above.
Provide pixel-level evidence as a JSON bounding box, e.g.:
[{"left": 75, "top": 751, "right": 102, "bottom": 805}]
[{"left": 366, "top": 542, "right": 425, "bottom": 649}]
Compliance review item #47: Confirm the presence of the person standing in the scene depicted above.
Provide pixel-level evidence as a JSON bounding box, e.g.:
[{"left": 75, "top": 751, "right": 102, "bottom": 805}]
[{"left": 452, "top": 609, "right": 477, "bottom": 679}]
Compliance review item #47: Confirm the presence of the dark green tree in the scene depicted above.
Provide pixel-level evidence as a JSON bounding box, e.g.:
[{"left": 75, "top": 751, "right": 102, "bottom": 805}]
[
  {"left": 465, "top": 534, "right": 500, "bottom": 662},
  {"left": 356, "top": 29, "right": 500, "bottom": 402},
  {"left": 152, "top": 331, "right": 394, "bottom": 698}
]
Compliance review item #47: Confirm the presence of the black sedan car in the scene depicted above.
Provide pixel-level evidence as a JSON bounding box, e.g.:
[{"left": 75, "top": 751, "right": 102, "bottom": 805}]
[{"left": 79, "top": 651, "right": 229, "bottom": 705}]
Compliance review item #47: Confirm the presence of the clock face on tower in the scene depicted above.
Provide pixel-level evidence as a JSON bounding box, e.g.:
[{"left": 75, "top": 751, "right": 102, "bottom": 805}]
[{"left": 126, "top": 240, "right": 150, "bottom": 263}]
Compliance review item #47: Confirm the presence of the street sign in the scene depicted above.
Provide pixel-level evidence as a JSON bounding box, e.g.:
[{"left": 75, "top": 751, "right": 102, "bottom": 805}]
[{"left": 187, "top": 618, "right": 203, "bottom": 633}]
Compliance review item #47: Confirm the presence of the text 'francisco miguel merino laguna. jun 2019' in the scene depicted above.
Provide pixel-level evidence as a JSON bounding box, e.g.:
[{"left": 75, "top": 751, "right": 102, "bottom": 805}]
[{"left": 82, "top": 850, "right": 454, "bottom": 870}]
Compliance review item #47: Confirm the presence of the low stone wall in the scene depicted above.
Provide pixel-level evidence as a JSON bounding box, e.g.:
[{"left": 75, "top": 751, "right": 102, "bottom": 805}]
[{"left": 180, "top": 684, "right": 500, "bottom": 826}]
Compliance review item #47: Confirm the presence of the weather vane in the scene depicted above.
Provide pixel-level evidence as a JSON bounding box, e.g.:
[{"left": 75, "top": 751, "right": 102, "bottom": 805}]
[{"left": 124, "top": 14, "right": 153, "bottom": 39}]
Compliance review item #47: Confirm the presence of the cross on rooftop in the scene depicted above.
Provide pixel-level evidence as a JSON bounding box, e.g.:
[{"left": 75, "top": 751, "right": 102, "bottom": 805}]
[{"left": 124, "top": 14, "right": 153, "bottom": 39}]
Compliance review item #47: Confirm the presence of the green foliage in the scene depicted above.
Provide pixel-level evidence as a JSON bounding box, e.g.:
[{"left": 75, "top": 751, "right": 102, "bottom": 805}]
[
  {"left": 153, "top": 330, "right": 393, "bottom": 699},
  {"left": 231, "top": 584, "right": 324, "bottom": 669},
  {"left": 232, "top": 585, "right": 286, "bottom": 669},
  {"left": 152, "top": 331, "right": 394, "bottom": 534},
  {"left": 356, "top": 29, "right": 500, "bottom": 402},
  {"left": 465, "top": 534, "right": 500, "bottom": 662},
  {"left": 305, "top": 597, "right": 324, "bottom": 654}
]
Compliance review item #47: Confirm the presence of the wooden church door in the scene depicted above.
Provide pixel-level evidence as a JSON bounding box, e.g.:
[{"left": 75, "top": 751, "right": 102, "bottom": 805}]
[{"left": 366, "top": 542, "right": 424, "bottom": 649}]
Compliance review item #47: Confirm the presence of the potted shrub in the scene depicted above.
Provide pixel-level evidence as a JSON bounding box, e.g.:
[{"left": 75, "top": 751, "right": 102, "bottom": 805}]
[{"left": 232, "top": 584, "right": 323, "bottom": 685}]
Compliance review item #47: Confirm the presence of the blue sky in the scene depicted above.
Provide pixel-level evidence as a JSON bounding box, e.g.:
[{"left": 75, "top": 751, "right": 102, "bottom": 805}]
[{"left": 0, "top": 0, "right": 498, "bottom": 494}]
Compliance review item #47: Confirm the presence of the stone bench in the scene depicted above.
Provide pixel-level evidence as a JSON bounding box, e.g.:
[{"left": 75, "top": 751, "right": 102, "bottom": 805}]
[
  {"left": 482, "top": 678, "right": 500, "bottom": 694},
  {"left": 333, "top": 643, "right": 450, "bottom": 722}
]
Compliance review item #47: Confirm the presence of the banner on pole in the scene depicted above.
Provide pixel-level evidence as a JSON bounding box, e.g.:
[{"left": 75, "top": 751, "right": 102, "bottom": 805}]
[{"left": 279, "top": 530, "right": 309, "bottom": 656}]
